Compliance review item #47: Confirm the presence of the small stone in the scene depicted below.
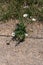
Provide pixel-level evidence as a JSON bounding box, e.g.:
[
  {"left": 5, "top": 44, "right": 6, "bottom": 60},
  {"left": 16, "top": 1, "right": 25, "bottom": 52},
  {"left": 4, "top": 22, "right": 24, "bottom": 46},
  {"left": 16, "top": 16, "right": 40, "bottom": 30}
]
[{"left": 29, "top": 29, "right": 33, "bottom": 32}]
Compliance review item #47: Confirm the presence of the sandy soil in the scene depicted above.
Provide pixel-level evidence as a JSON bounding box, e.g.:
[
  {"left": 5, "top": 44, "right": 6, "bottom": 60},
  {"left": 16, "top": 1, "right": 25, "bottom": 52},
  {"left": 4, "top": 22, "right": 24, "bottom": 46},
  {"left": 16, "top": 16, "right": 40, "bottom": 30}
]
[{"left": 0, "top": 19, "right": 43, "bottom": 65}]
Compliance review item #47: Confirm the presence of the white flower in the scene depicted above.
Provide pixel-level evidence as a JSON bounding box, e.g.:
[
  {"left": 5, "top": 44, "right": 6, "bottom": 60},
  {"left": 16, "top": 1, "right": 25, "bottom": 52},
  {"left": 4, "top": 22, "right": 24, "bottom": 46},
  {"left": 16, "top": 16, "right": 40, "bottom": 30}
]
[
  {"left": 25, "top": 33, "right": 28, "bottom": 37},
  {"left": 12, "top": 32, "right": 15, "bottom": 37},
  {"left": 32, "top": 18, "right": 36, "bottom": 21},
  {"left": 23, "top": 14, "right": 28, "bottom": 18}
]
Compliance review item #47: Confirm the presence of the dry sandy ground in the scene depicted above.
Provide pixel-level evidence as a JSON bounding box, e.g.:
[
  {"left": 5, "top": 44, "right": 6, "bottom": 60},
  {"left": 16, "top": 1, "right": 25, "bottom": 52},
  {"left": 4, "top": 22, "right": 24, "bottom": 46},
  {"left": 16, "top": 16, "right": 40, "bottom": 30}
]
[{"left": 0, "top": 19, "right": 43, "bottom": 65}]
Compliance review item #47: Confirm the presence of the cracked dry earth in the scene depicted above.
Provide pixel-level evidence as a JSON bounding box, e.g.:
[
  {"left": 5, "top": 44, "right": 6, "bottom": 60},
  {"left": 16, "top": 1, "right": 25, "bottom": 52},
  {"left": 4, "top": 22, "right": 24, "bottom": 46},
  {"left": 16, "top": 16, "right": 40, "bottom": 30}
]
[{"left": 0, "top": 19, "right": 43, "bottom": 65}]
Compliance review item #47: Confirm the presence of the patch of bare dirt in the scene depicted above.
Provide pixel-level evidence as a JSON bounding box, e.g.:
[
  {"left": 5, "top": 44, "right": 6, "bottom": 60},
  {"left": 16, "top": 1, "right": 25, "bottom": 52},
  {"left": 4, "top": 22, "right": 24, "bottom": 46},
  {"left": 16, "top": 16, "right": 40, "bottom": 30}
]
[{"left": 0, "top": 19, "right": 43, "bottom": 65}]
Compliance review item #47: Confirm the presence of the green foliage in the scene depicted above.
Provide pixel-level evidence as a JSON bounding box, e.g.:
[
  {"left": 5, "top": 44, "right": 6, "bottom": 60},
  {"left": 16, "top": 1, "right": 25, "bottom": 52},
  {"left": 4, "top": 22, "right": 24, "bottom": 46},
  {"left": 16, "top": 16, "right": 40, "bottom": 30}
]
[
  {"left": 14, "top": 22, "right": 26, "bottom": 42},
  {"left": 0, "top": 0, "right": 43, "bottom": 21},
  {"left": 37, "top": 8, "right": 43, "bottom": 21}
]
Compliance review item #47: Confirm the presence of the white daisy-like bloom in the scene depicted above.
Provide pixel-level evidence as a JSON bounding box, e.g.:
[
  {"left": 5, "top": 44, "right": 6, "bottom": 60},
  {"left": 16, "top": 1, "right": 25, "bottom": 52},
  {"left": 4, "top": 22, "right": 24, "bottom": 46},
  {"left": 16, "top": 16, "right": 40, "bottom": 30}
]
[
  {"left": 32, "top": 18, "right": 36, "bottom": 22},
  {"left": 25, "top": 33, "right": 28, "bottom": 37},
  {"left": 23, "top": 14, "right": 28, "bottom": 18},
  {"left": 12, "top": 32, "right": 15, "bottom": 37}
]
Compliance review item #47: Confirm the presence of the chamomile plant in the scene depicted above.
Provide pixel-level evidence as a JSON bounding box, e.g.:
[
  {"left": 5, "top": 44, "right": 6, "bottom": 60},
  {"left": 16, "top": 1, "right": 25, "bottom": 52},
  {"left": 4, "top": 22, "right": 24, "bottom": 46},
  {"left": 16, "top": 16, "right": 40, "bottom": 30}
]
[{"left": 12, "top": 20, "right": 28, "bottom": 46}]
